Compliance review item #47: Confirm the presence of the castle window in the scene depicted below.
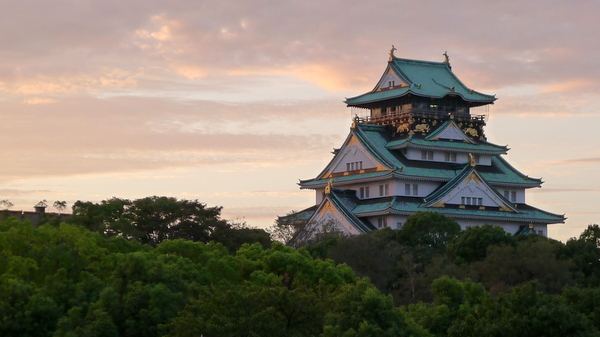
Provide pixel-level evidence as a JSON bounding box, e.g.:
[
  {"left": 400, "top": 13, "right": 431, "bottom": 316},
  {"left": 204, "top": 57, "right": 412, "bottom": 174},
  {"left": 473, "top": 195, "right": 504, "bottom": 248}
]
[
  {"left": 388, "top": 80, "right": 395, "bottom": 87},
  {"left": 444, "top": 152, "right": 457, "bottom": 162},
  {"left": 405, "top": 183, "right": 411, "bottom": 195},
  {"left": 412, "top": 184, "right": 419, "bottom": 196},
  {"left": 421, "top": 150, "right": 434, "bottom": 160},
  {"left": 346, "top": 163, "right": 350, "bottom": 171},
  {"left": 474, "top": 154, "right": 480, "bottom": 163},
  {"left": 504, "top": 190, "right": 510, "bottom": 199},
  {"left": 379, "top": 184, "right": 389, "bottom": 196},
  {"left": 510, "top": 191, "right": 517, "bottom": 202},
  {"left": 377, "top": 216, "right": 387, "bottom": 228}
]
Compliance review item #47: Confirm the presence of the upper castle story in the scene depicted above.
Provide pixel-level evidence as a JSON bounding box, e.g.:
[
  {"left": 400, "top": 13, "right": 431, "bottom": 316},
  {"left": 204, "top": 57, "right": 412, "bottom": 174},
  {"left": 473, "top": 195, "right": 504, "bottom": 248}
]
[{"left": 345, "top": 47, "right": 495, "bottom": 143}]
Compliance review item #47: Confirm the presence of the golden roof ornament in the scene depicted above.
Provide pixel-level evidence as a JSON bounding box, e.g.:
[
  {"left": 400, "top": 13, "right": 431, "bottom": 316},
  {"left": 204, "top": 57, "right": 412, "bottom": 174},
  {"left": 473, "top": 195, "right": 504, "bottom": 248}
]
[
  {"left": 324, "top": 179, "right": 333, "bottom": 195},
  {"left": 388, "top": 45, "right": 397, "bottom": 62},
  {"left": 468, "top": 153, "right": 476, "bottom": 167},
  {"left": 351, "top": 115, "right": 360, "bottom": 129},
  {"left": 443, "top": 51, "right": 451, "bottom": 68}
]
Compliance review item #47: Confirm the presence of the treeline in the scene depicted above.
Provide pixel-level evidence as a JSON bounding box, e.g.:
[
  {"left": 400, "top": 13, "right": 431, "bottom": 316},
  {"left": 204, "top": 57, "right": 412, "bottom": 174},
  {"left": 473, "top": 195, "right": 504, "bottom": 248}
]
[{"left": 0, "top": 196, "right": 599, "bottom": 337}]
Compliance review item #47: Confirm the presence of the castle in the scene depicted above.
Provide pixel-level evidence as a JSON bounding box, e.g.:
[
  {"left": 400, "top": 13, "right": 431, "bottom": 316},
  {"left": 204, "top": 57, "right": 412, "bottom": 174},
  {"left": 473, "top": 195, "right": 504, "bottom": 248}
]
[{"left": 289, "top": 49, "right": 564, "bottom": 240}]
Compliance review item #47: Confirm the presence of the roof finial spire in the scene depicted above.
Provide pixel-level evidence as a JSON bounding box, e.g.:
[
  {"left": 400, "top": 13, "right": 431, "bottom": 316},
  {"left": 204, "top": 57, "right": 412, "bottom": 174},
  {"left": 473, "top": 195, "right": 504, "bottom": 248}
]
[
  {"left": 443, "top": 50, "right": 451, "bottom": 68},
  {"left": 389, "top": 45, "right": 397, "bottom": 62}
]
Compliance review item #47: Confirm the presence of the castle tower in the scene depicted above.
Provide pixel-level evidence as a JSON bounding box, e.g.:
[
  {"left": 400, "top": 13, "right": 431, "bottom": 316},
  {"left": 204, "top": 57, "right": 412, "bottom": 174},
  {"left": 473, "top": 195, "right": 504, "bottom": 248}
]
[{"left": 286, "top": 50, "right": 564, "bottom": 241}]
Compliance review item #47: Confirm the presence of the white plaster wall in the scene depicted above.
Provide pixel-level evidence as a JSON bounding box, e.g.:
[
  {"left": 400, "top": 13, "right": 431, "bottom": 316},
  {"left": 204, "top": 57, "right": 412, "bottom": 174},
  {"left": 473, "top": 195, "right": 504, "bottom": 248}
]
[
  {"left": 339, "top": 179, "right": 440, "bottom": 199},
  {"left": 315, "top": 189, "right": 324, "bottom": 205},
  {"left": 405, "top": 148, "right": 491, "bottom": 165},
  {"left": 496, "top": 188, "right": 526, "bottom": 203},
  {"left": 365, "top": 214, "right": 546, "bottom": 237}
]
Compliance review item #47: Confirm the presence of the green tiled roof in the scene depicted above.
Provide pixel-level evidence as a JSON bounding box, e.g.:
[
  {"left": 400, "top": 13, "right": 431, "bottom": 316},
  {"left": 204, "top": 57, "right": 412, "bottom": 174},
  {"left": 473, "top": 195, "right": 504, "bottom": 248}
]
[
  {"left": 348, "top": 195, "right": 565, "bottom": 224},
  {"left": 299, "top": 170, "right": 393, "bottom": 188},
  {"left": 357, "top": 124, "right": 540, "bottom": 187},
  {"left": 346, "top": 57, "right": 496, "bottom": 106},
  {"left": 386, "top": 137, "right": 508, "bottom": 154},
  {"left": 300, "top": 124, "right": 540, "bottom": 189}
]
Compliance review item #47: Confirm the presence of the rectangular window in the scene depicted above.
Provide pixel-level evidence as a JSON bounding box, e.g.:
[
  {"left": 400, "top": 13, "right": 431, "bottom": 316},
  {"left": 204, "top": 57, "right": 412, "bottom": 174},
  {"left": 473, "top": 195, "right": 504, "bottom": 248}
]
[
  {"left": 421, "top": 150, "right": 427, "bottom": 160},
  {"left": 428, "top": 151, "right": 434, "bottom": 160},
  {"left": 379, "top": 184, "right": 384, "bottom": 196},
  {"left": 405, "top": 183, "right": 411, "bottom": 195},
  {"left": 466, "top": 197, "right": 472, "bottom": 205},
  {"left": 359, "top": 161, "right": 363, "bottom": 170},
  {"left": 478, "top": 198, "right": 483, "bottom": 206},
  {"left": 474, "top": 154, "right": 480, "bottom": 163},
  {"left": 359, "top": 187, "right": 365, "bottom": 199},
  {"left": 504, "top": 190, "right": 510, "bottom": 199},
  {"left": 511, "top": 191, "right": 517, "bottom": 202},
  {"left": 461, "top": 197, "right": 465, "bottom": 204},
  {"left": 346, "top": 163, "right": 351, "bottom": 171},
  {"left": 377, "top": 217, "right": 383, "bottom": 228},
  {"left": 384, "top": 184, "right": 389, "bottom": 196},
  {"left": 412, "top": 184, "right": 418, "bottom": 196},
  {"left": 444, "top": 152, "right": 457, "bottom": 162},
  {"left": 365, "top": 187, "right": 370, "bottom": 198}
]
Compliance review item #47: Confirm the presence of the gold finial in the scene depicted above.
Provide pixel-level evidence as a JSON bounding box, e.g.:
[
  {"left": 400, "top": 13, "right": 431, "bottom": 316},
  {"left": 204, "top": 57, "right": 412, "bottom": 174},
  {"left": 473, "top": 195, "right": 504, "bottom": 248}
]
[
  {"left": 468, "top": 153, "right": 476, "bottom": 167},
  {"left": 388, "top": 45, "right": 397, "bottom": 62},
  {"left": 324, "top": 179, "right": 333, "bottom": 195},
  {"left": 443, "top": 51, "right": 450, "bottom": 67},
  {"left": 351, "top": 115, "right": 360, "bottom": 129}
]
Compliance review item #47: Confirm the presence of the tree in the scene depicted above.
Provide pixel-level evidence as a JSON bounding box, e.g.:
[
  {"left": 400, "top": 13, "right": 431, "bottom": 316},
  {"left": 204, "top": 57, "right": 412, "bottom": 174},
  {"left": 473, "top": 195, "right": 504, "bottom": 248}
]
[
  {"left": 53, "top": 201, "right": 68, "bottom": 215},
  {"left": 398, "top": 212, "right": 461, "bottom": 249},
  {"left": 471, "top": 237, "right": 573, "bottom": 293},
  {"left": 447, "top": 283, "right": 600, "bottom": 337},
  {"left": 561, "top": 224, "right": 600, "bottom": 287},
  {"left": 0, "top": 199, "right": 13, "bottom": 210},
  {"left": 580, "top": 224, "right": 600, "bottom": 247},
  {"left": 447, "top": 225, "right": 514, "bottom": 263},
  {"left": 72, "top": 196, "right": 229, "bottom": 245}
]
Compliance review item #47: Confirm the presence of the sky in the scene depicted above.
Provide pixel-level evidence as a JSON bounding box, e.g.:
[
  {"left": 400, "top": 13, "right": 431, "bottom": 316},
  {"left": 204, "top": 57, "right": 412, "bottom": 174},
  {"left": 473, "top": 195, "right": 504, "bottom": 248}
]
[{"left": 0, "top": 0, "right": 599, "bottom": 241}]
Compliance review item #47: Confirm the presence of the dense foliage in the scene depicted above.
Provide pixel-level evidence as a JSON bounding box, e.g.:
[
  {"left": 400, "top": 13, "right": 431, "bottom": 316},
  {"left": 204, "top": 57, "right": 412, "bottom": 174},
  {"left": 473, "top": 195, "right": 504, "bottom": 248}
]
[
  {"left": 1, "top": 205, "right": 599, "bottom": 337},
  {"left": 71, "top": 196, "right": 271, "bottom": 251}
]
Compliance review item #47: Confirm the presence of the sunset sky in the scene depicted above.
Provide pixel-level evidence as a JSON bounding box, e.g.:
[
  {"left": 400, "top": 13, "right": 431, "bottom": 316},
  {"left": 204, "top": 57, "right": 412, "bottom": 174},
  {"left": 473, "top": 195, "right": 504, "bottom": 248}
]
[{"left": 1, "top": 0, "right": 599, "bottom": 241}]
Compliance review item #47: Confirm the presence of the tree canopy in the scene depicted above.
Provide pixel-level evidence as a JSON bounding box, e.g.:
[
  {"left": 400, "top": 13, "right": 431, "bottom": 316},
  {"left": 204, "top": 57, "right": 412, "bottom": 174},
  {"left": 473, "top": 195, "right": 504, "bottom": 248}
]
[{"left": 1, "top": 203, "right": 599, "bottom": 337}]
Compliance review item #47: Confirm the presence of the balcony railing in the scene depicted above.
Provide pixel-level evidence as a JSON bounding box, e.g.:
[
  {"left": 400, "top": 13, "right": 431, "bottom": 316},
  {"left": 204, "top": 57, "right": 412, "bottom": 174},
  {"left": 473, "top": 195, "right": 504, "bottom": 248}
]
[{"left": 357, "top": 109, "right": 486, "bottom": 125}]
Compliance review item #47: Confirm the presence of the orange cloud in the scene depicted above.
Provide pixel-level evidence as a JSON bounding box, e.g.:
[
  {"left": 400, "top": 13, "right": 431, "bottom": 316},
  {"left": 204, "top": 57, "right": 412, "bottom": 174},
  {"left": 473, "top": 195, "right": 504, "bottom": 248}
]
[
  {"left": 228, "top": 63, "right": 357, "bottom": 91},
  {"left": 541, "top": 79, "right": 594, "bottom": 94}
]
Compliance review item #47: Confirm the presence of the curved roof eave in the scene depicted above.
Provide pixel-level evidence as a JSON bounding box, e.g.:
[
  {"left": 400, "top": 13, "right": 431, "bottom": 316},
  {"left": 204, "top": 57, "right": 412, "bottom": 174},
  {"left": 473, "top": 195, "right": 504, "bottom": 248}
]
[{"left": 345, "top": 89, "right": 496, "bottom": 107}]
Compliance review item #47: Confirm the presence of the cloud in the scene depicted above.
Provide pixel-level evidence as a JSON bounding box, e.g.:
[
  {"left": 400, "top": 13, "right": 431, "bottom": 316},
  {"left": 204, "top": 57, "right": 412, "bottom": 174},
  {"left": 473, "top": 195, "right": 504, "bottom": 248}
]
[{"left": 0, "top": 96, "right": 345, "bottom": 181}]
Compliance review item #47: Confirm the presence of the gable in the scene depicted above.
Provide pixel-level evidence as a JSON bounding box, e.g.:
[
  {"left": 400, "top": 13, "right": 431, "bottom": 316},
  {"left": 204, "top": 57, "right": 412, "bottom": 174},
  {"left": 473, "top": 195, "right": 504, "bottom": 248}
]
[
  {"left": 305, "top": 199, "right": 363, "bottom": 238},
  {"left": 427, "top": 120, "right": 474, "bottom": 143},
  {"left": 320, "top": 133, "right": 390, "bottom": 178},
  {"left": 374, "top": 65, "right": 408, "bottom": 91},
  {"left": 428, "top": 171, "right": 516, "bottom": 211}
]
